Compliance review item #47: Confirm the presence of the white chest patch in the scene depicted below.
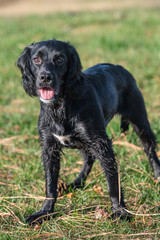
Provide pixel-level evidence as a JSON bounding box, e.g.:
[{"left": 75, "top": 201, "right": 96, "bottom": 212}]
[{"left": 53, "top": 134, "right": 70, "bottom": 145}]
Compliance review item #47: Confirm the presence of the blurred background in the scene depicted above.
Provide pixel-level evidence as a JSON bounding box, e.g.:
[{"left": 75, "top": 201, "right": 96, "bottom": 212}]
[{"left": 0, "top": 0, "right": 160, "bottom": 16}]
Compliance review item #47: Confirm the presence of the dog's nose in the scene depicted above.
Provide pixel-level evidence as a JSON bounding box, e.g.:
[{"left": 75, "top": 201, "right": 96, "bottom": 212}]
[{"left": 40, "top": 72, "right": 53, "bottom": 82}]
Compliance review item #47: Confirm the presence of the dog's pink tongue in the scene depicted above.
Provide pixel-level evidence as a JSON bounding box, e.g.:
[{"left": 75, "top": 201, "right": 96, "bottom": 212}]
[{"left": 39, "top": 88, "right": 54, "bottom": 100}]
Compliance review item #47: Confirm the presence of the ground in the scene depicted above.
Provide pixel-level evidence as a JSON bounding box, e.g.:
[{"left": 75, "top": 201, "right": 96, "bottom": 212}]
[
  {"left": 1, "top": 1, "right": 160, "bottom": 239},
  {"left": 0, "top": 0, "right": 160, "bottom": 16}
]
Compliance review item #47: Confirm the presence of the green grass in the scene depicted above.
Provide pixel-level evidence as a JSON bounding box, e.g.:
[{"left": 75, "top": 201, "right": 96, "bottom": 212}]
[{"left": 0, "top": 7, "right": 160, "bottom": 239}]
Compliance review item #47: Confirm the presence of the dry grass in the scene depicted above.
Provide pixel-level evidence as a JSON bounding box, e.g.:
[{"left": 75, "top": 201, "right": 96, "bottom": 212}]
[{"left": 0, "top": 6, "right": 160, "bottom": 239}]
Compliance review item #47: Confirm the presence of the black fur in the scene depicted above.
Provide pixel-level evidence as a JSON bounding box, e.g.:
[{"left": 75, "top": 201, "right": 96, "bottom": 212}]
[{"left": 17, "top": 39, "right": 160, "bottom": 225}]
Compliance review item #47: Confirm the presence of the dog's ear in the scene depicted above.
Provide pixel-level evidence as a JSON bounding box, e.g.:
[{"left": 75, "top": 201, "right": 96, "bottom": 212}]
[
  {"left": 65, "top": 44, "right": 84, "bottom": 98},
  {"left": 67, "top": 44, "right": 82, "bottom": 81},
  {"left": 17, "top": 45, "right": 37, "bottom": 97}
]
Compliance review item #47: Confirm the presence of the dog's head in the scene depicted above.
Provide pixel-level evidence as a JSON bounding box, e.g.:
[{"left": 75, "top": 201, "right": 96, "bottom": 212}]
[{"left": 17, "top": 39, "right": 82, "bottom": 103}]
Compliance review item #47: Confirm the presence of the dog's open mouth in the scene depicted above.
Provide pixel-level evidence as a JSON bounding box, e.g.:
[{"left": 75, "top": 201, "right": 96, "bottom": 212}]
[{"left": 39, "top": 88, "right": 55, "bottom": 100}]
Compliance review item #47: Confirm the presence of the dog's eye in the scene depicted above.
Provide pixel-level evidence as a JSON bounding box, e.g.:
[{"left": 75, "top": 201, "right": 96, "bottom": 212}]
[
  {"left": 57, "top": 57, "right": 64, "bottom": 64},
  {"left": 33, "top": 57, "right": 42, "bottom": 64}
]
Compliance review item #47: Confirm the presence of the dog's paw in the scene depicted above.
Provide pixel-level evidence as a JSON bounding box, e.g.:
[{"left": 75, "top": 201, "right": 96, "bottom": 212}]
[
  {"left": 25, "top": 211, "right": 52, "bottom": 226},
  {"left": 111, "top": 207, "right": 132, "bottom": 221},
  {"left": 120, "top": 118, "right": 129, "bottom": 133},
  {"left": 67, "top": 179, "right": 85, "bottom": 191}
]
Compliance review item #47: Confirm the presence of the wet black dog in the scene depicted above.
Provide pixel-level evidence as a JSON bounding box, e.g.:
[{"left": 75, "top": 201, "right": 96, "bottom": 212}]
[{"left": 17, "top": 39, "right": 160, "bottom": 225}]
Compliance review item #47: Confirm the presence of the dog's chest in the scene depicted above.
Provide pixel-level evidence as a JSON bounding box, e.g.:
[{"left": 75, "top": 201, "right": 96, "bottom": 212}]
[
  {"left": 53, "top": 133, "right": 70, "bottom": 146},
  {"left": 52, "top": 121, "right": 88, "bottom": 148}
]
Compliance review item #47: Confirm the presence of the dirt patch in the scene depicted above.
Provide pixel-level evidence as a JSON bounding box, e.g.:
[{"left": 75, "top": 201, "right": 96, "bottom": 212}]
[
  {"left": 0, "top": 0, "right": 160, "bottom": 16},
  {"left": 0, "top": 0, "right": 19, "bottom": 7}
]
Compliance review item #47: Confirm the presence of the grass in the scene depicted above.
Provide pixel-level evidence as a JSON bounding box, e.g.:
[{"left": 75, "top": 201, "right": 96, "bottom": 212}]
[{"left": 0, "top": 7, "right": 160, "bottom": 239}]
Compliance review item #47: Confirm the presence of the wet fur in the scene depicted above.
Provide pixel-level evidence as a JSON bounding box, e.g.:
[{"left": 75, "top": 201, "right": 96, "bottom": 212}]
[{"left": 17, "top": 39, "right": 160, "bottom": 225}]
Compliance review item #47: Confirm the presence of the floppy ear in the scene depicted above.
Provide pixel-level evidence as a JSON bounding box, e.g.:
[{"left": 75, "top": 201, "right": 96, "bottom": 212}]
[
  {"left": 17, "top": 45, "right": 37, "bottom": 97},
  {"left": 65, "top": 43, "right": 84, "bottom": 98},
  {"left": 67, "top": 44, "right": 82, "bottom": 81}
]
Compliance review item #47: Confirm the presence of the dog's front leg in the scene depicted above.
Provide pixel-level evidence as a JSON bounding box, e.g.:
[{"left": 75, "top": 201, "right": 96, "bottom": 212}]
[{"left": 26, "top": 134, "right": 61, "bottom": 226}]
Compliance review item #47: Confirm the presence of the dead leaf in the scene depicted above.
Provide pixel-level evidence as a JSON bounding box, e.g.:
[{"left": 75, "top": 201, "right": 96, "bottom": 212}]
[
  {"left": 113, "top": 141, "right": 141, "bottom": 151},
  {"left": 34, "top": 224, "right": 41, "bottom": 231},
  {"left": 93, "top": 184, "right": 104, "bottom": 196},
  {"left": 76, "top": 161, "right": 83, "bottom": 165},
  {"left": 0, "top": 212, "right": 12, "bottom": 218},
  {"left": 67, "top": 193, "right": 73, "bottom": 199},
  {"left": 94, "top": 206, "right": 108, "bottom": 220}
]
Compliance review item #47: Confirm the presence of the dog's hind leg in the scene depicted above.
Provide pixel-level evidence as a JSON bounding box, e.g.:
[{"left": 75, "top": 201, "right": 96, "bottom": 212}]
[
  {"left": 67, "top": 151, "right": 95, "bottom": 190},
  {"left": 124, "top": 86, "right": 160, "bottom": 180},
  {"left": 131, "top": 120, "right": 160, "bottom": 180},
  {"left": 121, "top": 116, "right": 129, "bottom": 133}
]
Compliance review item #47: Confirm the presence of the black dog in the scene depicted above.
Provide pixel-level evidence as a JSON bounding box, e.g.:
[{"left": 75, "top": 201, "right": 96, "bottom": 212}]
[{"left": 17, "top": 39, "right": 160, "bottom": 225}]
